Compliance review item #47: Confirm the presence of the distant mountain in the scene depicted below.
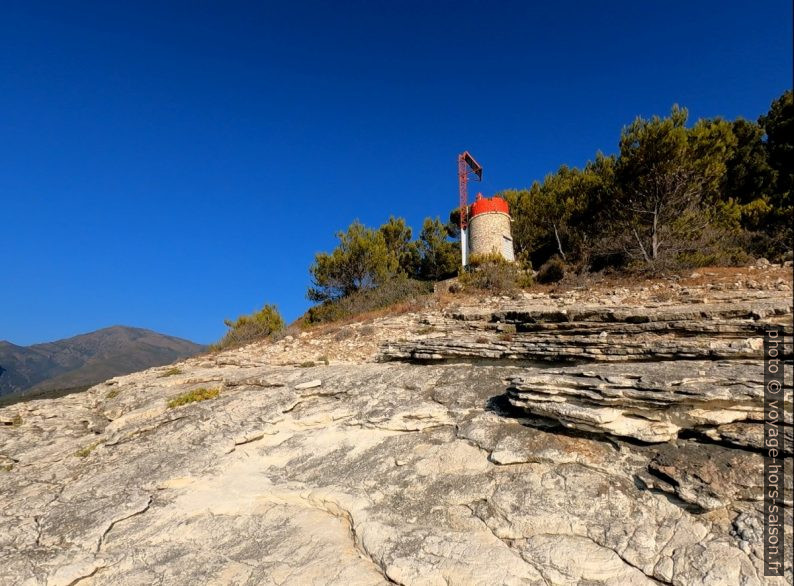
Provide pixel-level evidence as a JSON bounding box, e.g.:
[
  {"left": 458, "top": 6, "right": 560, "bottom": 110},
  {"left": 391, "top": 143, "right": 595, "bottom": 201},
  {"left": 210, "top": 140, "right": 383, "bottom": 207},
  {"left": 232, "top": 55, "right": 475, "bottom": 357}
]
[{"left": 0, "top": 326, "right": 205, "bottom": 399}]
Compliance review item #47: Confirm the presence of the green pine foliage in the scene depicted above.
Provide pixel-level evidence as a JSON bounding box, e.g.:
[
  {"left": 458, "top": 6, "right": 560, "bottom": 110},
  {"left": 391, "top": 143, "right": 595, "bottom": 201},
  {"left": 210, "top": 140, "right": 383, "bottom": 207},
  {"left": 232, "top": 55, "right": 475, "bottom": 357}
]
[
  {"left": 536, "top": 257, "right": 566, "bottom": 284},
  {"left": 380, "top": 216, "right": 422, "bottom": 278},
  {"left": 505, "top": 90, "right": 792, "bottom": 271},
  {"left": 308, "top": 220, "right": 398, "bottom": 303},
  {"left": 418, "top": 217, "right": 460, "bottom": 281},
  {"left": 303, "top": 215, "right": 458, "bottom": 324},
  {"left": 297, "top": 90, "right": 791, "bottom": 324}
]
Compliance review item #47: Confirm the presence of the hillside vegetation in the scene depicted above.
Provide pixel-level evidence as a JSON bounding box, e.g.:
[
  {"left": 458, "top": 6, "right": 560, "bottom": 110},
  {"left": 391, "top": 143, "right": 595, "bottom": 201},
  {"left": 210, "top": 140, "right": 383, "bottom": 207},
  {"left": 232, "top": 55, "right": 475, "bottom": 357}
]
[
  {"left": 213, "top": 90, "right": 792, "bottom": 342},
  {"left": 503, "top": 90, "right": 792, "bottom": 272},
  {"left": 303, "top": 92, "right": 791, "bottom": 314}
]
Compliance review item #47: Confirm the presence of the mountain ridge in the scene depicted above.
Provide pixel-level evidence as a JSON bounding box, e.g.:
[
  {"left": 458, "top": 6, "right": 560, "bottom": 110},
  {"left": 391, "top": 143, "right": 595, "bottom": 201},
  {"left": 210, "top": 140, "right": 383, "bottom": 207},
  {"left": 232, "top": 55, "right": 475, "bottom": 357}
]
[{"left": 0, "top": 326, "right": 205, "bottom": 399}]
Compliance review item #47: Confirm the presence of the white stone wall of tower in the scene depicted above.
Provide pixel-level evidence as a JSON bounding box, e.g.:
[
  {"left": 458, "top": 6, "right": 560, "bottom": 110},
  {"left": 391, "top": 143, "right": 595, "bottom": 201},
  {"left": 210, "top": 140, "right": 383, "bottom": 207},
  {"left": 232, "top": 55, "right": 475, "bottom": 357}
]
[{"left": 468, "top": 211, "right": 514, "bottom": 261}]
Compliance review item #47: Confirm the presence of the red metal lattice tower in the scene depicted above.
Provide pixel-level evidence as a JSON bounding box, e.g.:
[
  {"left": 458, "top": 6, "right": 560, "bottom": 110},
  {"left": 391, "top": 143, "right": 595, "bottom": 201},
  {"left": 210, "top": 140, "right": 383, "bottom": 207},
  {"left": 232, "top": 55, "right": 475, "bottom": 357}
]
[{"left": 457, "top": 151, "right": 482, "bottom": 232}]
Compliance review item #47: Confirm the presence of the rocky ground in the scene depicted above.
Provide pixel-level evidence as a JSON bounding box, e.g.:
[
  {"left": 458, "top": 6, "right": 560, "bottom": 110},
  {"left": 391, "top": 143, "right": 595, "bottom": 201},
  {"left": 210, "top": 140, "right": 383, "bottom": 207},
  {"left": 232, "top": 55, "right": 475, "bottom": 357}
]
[{"left": 1, "top": 265, "right": 792, "bottom": 585}]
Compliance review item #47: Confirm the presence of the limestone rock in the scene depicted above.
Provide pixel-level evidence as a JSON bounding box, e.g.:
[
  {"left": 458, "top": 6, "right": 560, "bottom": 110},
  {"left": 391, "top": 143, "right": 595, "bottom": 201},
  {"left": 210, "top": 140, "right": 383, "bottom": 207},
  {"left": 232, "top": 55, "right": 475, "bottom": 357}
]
[
  {"left": 505, "top": 360, "right": 793, "bottom": 444},
  {"left": 1, "top": 270, "right": 792, "bottom": 584},
  {"left": 637, "top": 441, "right": 791, "bottom": 511},
  {"left": 294, "top": 379, "right": 322, "bottom": 390},
  {"left": 380, "top": 292, "right": 792, "bottom": 364}
]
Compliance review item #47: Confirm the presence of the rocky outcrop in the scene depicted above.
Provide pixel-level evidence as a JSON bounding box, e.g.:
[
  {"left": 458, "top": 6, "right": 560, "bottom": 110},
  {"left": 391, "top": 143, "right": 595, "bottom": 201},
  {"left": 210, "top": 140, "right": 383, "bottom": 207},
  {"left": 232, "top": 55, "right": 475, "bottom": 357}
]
[
  {"left": 505, "top": 360, "right": 793, "bottom": 445},
  {"left": 1, "top": 269, "right": 792, "bottom": 585},
  {"left": 380, "top": 294, "right": 792, "bottom": 363},
  {"left": 636, "top": 441, "right": 790, "bottom": 512},
  {"left": 3, "top": 360, "right": 790, "bottom": 585}
]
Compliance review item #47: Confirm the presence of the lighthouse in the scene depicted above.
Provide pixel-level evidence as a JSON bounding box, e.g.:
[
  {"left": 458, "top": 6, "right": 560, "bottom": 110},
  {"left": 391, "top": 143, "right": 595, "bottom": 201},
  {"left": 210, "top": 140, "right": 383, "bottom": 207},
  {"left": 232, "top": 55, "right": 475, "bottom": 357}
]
[{"left": 467, "top": 193, "right": 514, "bottom": 262}]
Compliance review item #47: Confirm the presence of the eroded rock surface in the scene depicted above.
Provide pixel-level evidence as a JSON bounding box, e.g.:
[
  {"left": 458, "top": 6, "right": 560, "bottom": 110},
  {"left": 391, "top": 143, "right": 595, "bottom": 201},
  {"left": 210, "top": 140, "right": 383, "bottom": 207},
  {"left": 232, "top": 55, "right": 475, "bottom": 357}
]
[
  {"left": 1, "top": 269, "right": 792, "bottom": 585},
  {"left": 506, "top": 360, "right": 793, "bottom": 445},
  {"left": 379, "top": 294, "right": 792, "bottom": 363}
]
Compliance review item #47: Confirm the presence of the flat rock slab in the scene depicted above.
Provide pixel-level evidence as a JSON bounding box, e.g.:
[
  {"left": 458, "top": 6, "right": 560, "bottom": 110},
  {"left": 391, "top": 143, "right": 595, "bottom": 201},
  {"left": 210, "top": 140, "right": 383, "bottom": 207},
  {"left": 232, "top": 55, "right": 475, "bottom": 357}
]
[
  {"left": 294, "top": 379, "right": 323, "bottom": 390},
  {"left": 1, "top": 360, "right": 791, "bottom": 585}
]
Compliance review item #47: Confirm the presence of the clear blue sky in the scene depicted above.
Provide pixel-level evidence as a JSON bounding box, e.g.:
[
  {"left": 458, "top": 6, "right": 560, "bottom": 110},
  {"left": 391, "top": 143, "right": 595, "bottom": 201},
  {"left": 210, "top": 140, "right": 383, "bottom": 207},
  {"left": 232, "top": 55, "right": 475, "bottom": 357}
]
[{"left": 1, "top": 1, "right": 791, "bottom": 345}]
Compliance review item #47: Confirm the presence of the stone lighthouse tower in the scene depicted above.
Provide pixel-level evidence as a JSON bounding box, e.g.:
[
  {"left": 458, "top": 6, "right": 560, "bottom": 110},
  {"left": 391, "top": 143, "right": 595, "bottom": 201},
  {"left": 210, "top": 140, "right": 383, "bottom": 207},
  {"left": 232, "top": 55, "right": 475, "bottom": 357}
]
[{"left": 467, "top": 193, "right": 514, "bottom": 262}]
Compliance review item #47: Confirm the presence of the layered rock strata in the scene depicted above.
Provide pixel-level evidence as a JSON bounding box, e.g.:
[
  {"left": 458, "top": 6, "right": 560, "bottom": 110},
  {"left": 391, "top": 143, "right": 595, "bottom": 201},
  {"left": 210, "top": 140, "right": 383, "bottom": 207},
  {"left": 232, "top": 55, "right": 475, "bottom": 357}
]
[
  {"left": 505, "top": 360, "right": 793, "bottom": 445},
  {"left": 380, "top": 295, "right": 792, "bottom": 363}
]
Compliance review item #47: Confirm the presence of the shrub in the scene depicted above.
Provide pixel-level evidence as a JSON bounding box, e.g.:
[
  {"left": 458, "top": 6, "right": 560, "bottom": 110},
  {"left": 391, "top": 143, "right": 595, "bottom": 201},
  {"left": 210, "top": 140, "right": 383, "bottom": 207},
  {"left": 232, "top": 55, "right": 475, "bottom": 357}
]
[
  {"left": 333, "top": 328, "right": 354, "bottom": 341},
  {"left": 459, "top": 253, "right": 531, "bottom": 294},
  {"left": 305, "top": 276, "right": 432, "bottom": 325},
  {"left": 213, "top": 304, "right": 285, "bottom": 350},
  {"left": 106, "top": 388, "right": 120, "bottom": 399},
  {"left": 516, "top": 271, "right": 535, "bottom": 288},
  {"left": 167, "top": 387, "right": 220, "bottom": 408},
  {"left": 158, "top": 367, "right": 183, "bottom": 378},
  {"left": 537, "top": 257, "right": 566, "bottom": 283}
]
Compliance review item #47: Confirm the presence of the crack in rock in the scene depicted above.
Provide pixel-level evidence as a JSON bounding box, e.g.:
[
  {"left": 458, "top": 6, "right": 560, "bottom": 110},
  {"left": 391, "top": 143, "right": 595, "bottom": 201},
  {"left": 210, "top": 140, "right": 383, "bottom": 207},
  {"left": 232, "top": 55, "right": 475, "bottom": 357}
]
[
  {"left": 65, "top": 563, "right": 108, "bottom": 586},
  {"left": 298, "top": 494, "right": 402, "bottom": 585},
  {"left": 95, "top": 496, "right": 153, "bottom": 553}
]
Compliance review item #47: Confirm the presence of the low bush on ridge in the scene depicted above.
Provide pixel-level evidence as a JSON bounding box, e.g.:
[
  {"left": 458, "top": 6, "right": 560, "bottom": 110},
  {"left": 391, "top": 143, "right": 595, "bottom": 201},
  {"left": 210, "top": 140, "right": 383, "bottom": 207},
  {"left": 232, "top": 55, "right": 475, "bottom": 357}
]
[
  {"left": 459, "top": 253, "right": 534, "bottom": 294},
  {"left": 536, "top": 256, "right": 565, "bottom": 284},
  {"left": 212, "top": 304, "right": 284, "bottom": 351},
  {"left": 304, "top": 277, "right": 433, "bottom": 325}
]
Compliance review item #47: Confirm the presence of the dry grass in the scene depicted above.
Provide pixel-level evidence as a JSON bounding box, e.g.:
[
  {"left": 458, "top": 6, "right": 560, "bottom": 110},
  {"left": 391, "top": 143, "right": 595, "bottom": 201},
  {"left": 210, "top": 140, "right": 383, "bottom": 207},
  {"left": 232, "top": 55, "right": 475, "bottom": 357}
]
[
  {"left": 333, "top": 328, "right": 354, "bottom": 341},
  {"left": 650, "top": 289, "right": 676, "bottom": 303},
  {"left": 296, "top": 299, "right": 427, "bottom": 340},
  {"left": 167, "top": 387, "right": 220, "bottom": 409},
  {"left": 158, "top": 367, "right": 183, "bottom": 378},
  {"left": 291, "top": 267, "right": 789, "bottom": 343},
  {"left": 75, "top": 441, "right": 102, "bottom": 458},
  {"left": 535, "top": 265, "right": 790, "bottom": 296},
  {"left": 678, "top": 266, "right": 791, "bottom": 287},
  {"left": 290, "top": 288, "right": 474, "bottom": 342}
]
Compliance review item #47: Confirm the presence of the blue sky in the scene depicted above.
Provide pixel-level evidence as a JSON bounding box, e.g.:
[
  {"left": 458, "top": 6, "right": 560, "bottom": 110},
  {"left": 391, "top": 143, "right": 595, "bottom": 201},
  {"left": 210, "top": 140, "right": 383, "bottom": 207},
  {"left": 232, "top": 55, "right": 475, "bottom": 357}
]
[{"left": 1, "top": 1, "right": 791, "bottom": 345}]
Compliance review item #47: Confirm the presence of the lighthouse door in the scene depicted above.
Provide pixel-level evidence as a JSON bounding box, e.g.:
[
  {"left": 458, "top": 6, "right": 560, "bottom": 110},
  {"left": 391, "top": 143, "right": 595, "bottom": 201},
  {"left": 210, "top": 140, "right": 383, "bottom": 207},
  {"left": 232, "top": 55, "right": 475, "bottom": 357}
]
[{"left": 502, "top": 236, "right": 514, "bottom": 261}]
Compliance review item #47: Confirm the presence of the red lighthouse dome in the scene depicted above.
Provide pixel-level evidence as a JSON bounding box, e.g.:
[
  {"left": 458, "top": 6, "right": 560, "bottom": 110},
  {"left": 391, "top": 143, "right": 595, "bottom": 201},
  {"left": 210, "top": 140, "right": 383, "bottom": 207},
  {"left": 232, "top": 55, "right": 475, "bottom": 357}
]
[{"left": 469, "top": 193, "right": 510, "bottom": 217}]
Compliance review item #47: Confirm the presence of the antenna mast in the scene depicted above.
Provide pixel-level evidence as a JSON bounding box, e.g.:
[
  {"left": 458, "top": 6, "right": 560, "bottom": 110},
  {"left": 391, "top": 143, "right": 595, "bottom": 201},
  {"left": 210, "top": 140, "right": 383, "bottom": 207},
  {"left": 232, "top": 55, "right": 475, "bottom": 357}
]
[{"left": 457, "top": 151, "right": 483, "bottom": 266}]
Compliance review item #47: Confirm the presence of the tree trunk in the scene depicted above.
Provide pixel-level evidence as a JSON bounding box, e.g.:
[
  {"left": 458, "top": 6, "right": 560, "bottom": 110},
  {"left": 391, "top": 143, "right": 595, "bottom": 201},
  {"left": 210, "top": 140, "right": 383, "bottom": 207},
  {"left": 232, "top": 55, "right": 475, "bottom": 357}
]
[
  {"left": 632, "top": 227, "right": 651, "bottom": 265},
  {"left": 553, "top": 223, "right": 566, "bottom": 260},
  {"left": 651, "top": 204, "right": 659, "bottom": 260}
]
